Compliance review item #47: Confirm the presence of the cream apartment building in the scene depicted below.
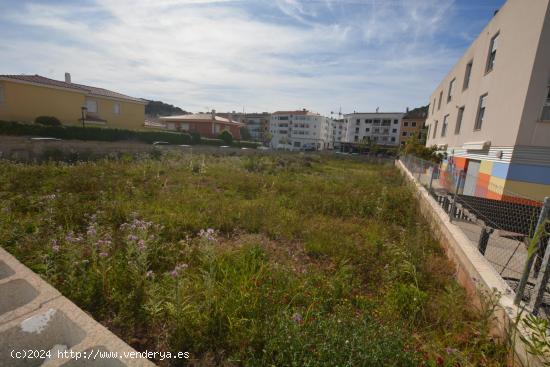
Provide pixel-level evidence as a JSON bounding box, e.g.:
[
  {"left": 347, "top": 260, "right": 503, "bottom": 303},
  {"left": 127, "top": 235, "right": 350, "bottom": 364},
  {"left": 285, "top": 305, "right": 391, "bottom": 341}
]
[
  {"left": 269, "top": 109, "right": 334, "bottom": 151},
  {"left": 344, "top": 112, "right": 404, "bottom": 146},
  {"left": 425, "top": 0, "right": 550, "bottom": 202}
]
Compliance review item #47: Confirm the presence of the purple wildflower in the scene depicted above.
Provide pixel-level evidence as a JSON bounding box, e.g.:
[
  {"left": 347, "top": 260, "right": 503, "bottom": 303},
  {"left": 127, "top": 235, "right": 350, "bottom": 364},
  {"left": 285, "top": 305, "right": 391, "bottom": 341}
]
[
  {"left": 99, "top": 252, "right": 109, "bottom": 258},
  {"left": 127, "top": 234, "right": 139, "bottom": 242},
  {"left": 170, "top": 263, "right": 188, "bottom": 278},
  {"left": 51, "top": 239, "right": 60, "bottom": 252},
  {"left": 137, "top": 239, "right": 146, "bottom": 250},
  {"left": 292, "top": 312, "right": 303, "bottom": 323}
]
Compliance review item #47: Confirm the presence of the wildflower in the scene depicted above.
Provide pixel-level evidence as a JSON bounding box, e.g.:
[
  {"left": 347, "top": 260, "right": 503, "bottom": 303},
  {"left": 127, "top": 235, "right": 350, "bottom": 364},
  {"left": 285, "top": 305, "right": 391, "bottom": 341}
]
[
  {"left": 51, "top": 239, "right": 60, "bottom": 252},
  {"left": 291, "top": 312, "right": 303, "bottom": 323},
  {"left": 99, "top": 252, "right": 109, "bottom": 258},
  {"left": 146, "top": 270, "right": 154, "bottom": 279},
  {"left": 137, "top": 239, "right": 146, "bottom": 250},
  {"left": 170, "top": 263, "right": 188, "bottom": 278},
  {"left": 198, "top": 228, "right": 216, "bottom": 241},
  {"left": 127, "top": 234, "right": 139, "bottom": 242},
  {"left": 87, "top": 226, "right": 97, "bottom": 237}
]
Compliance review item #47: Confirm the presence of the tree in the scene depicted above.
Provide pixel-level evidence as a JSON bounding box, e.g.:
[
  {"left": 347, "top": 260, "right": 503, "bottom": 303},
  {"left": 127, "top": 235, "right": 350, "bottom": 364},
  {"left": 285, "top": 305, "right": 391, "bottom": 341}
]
[
  {"left": 401, "top": 132, "right": 442, "bottom": 162},
  {"left": 219, "top": 130, "right": 233, "bottom": 145},
  {"left": 240, "top": 126, "right": 252, "bottom": 141},
  {"left": 262, "top": 131, "right": 273, "bottom": 147}
]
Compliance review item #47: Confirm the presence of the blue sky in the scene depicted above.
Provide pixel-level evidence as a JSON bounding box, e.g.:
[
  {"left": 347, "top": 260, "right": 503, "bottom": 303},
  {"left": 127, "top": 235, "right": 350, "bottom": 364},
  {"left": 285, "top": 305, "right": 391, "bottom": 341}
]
[{"left": 0, "top": 0, "right": 505, "bottom": 115}]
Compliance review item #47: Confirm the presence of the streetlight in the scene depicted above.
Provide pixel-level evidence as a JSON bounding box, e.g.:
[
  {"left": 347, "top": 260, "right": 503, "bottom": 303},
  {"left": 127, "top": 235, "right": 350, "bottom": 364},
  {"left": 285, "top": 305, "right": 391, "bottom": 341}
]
[{"left": 81, "top": 106, "right": 87, "bottom": 128}]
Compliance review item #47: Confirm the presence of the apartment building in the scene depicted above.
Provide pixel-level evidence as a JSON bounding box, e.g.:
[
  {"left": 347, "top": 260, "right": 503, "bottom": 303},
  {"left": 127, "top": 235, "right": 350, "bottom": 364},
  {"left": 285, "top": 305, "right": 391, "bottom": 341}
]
[
  {"left": 425, "top": 0, "right": 550, "bottom": 202},
  {"left": 343, "top": 112, "right": 404, "bottom": 146},
  {"left": 400, "top": 106, "right": 428, "bottom": 146},
  {"left": 332, "top": 119, "right": 348, "bottom": 148},
  {"left": 269, "top": 109, "right": 334, "bottom": 151}
]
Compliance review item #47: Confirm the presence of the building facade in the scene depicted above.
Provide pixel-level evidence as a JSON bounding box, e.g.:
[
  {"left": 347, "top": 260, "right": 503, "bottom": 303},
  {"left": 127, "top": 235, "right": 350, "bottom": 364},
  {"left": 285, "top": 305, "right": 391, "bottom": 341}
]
[
  {"left": 269, "top": 109, "right": 334, "bottom": 151},
  {"left": 400, "top": 106, "right": 428, "bottom": 146},
  {"left": 343, "top": 112, "right": 404, "bottom": 146},
  {"left": 425, "top": 0, "right": 550, "bottom": 202},
  {"left": 332, "top": 119, "right": 348, "bottom": 148},
  {"left": 160, "top": 110, "right": 244, "bottom": 139},
  {"left": 0, "top": 74, "right": 146, "bottom": 130}
]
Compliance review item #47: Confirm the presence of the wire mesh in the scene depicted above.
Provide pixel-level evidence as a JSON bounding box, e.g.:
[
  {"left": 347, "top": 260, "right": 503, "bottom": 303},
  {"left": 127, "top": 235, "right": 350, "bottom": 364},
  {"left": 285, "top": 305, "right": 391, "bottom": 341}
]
[{"left": 400, "top": 155, "right": 549, "bottom": 317}]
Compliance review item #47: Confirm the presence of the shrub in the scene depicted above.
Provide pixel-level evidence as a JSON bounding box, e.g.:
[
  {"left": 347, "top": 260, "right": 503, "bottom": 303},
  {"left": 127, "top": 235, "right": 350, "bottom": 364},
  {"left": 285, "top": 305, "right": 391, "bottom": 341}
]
[
  {"left": 201, "top": 138, "right": 225, "bottom": 146},
  {"left": 190, "top": 132, "right": 201, "bottom": 144},
  {"left": 35, "top": 116, "right": 61, "bottom": 126},
  {"left": 219, "top": 130, "right": 233, "bottom": 145},
  {"left": 0, "top": 120, "right": 192, "bottom": 145},
  {"left": 234, "top": 140, "right": 260, "bottom": 149}
]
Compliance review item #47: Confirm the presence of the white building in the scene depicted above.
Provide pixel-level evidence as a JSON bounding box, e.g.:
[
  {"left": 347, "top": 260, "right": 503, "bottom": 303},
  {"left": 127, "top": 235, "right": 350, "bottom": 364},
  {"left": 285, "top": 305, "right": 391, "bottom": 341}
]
[
  {"left": 343, "top": 112, "right": 404, "bottom": 146},
  {"left": 269, "top": 109, "right": 334, "bottom": 151},
  {"left": 332, "top": 119, "right": 348, "bottom": 147}
]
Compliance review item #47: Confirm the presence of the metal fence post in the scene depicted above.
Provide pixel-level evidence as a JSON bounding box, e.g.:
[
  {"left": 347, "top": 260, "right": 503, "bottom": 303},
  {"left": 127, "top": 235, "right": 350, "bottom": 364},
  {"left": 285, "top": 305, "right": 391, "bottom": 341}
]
[
  {"left": 529, "top": 235, "right": 550, "bottom": 316},
  {"left": 449, "top": 172, "right": 462, "bottom": 222},
  {"left": 514, "top": 197, "right": 550, "bottom": 305},
  {"left": 428, "top": 165, "right": 436, "bottom": 192}
]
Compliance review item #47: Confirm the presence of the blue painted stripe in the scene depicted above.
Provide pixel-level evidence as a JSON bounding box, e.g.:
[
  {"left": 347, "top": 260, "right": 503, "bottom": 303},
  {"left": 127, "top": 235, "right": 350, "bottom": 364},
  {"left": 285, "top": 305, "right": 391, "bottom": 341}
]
[
  {"left": 507, "top": 164, "right": 550, "bottom": 185},
  {"left": 491, "top": 162, "right": 509, "bottom": 179}
]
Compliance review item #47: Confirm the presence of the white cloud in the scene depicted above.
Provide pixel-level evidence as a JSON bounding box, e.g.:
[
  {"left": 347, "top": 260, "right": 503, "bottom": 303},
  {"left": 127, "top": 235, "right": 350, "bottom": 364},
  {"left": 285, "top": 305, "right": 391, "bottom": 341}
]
[{"left": 0, "top": 0, "right": 467, "bottom": 114}]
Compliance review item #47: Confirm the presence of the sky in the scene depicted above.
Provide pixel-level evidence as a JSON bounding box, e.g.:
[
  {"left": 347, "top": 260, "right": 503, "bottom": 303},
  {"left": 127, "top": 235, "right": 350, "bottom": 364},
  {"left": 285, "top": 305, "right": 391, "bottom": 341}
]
[{"left": 0, "top": 0, "right": 506, "bottom": 115}]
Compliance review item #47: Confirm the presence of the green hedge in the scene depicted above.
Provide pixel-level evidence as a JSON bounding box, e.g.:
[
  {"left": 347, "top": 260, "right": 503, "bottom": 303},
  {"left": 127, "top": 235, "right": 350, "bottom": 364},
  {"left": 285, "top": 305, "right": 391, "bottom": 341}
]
[{"left": 0, "top": 121, "right": 261, "bottom": 148}]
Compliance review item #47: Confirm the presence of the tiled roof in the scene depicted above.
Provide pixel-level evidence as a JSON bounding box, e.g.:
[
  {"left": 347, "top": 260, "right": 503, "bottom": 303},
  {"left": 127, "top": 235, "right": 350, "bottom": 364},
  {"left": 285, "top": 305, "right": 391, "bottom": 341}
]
[
  {"left": 403, "top": 106, "right": 429, "bottom": 119},
  {"left": 160, "top": 113, "right": 243, "bottom": 125},
  {"left": 0, "top": 74, "right": 145, "bottom": 103}
]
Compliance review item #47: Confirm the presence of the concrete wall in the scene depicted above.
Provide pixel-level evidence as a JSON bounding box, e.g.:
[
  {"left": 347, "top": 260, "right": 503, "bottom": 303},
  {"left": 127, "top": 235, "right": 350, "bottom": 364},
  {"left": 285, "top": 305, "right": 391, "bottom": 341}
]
[{"left": 396, "top": 159, "right": 547, "bottom": 367}]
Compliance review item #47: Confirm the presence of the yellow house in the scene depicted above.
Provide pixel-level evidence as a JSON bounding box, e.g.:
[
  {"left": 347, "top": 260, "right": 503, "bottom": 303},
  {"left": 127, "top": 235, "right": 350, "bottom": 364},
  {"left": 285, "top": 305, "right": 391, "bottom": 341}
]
[{"left": 0, "top": 74, "right": 146, "bottom": 130}]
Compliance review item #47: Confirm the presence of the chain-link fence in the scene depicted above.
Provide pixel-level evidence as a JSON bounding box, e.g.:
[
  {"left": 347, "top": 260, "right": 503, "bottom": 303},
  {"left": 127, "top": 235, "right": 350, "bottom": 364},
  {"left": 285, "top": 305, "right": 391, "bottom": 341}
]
[{"left": 400, "top": 155, "right": 550, "bottom": 318}]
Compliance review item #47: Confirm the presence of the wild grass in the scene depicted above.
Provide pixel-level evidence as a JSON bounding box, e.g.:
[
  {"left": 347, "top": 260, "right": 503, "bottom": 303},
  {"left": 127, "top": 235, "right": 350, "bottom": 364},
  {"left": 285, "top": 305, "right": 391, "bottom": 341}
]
[{"left": 0, "top": 152, "right": 508, "bottom": 366}]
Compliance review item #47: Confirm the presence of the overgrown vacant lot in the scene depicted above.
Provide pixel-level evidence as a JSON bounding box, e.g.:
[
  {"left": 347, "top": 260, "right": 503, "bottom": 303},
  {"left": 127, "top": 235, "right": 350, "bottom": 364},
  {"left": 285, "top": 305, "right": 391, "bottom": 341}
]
[{"left": 0, "top": 153, "right": 507, "bottom": 366}]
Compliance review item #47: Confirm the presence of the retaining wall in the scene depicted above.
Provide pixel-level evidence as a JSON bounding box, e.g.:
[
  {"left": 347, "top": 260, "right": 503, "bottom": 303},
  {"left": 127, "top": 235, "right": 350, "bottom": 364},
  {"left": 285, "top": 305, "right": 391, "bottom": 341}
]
[{"left": 396, "top": 158, "right": 545, "bottom": 367}]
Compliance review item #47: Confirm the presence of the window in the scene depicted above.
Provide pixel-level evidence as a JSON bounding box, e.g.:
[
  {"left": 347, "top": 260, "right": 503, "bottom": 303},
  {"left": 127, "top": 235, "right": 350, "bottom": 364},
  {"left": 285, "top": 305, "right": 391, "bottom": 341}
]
[
  {"left": 355, "top": 127, "right": 359, "bottom": 133},
  {"left": 356, "top": 119, "right": 360, "bottom": 124},
  {"left": 279, "top": 116, "right": 289, "bottom": 120},
  {"left": 293, "top": 141, "right": 301, "bottom": 147},
  {"left": 366, "top": 119, "right": 372, "bottom": 124},
  {"left": 427, "top": 124, "right": 431, "bottom": 138},
  {"left": 393, "top": 119, "right": 398, "bottom": 124},
  {"left": 113, "top": 103, "right": 120, "bottom": 115},
  {"left": 474, "top": 94, "right": 488, "bottom": 130},
  {"left": 463, "top": 60, "right": 473, "bottom": 90},
  {"left": 438, "top": 91, "right": 443, "bottom": 110},
  {"left": 402, "top": 132, "right": 407, "bottom": 137},
  {"left": 433, "top": 121, "right": 438, "bottom": 138},
  {"left": 455, "top": 106, "right": 465, "bottom": 134},
  {"left": 404, "top": 122, "right": 409, "bottom": 127},
  {"left": 486, "top": 33, "right": 499, "bottom": 73},
  {"left": 354, "top": 135, "right": 358, "bottom": 142},
  {"left": 541, "top": 85, "right": 550, "bottom": 121},
  {"left": 382, "top": 119, "right": 391, "bottom": 126},
  {"left": 412, "top": 122, "right": 417, "bottom": 127},
  {"left": 441, "top": 115, "right": 449, "bottom": 137},
  {"left": 86, "top": 99, "right": 98, "bottom": 113},
  {"left": 392, "top": 128, "right": 397, "bottom": 133},
  {"left": 447, "top": 79, "right": 455, "bottom": 102},
  {"left": 366, "top": 128, "right": 370, "bottom": 132},
  {"left": 0, "top": 84, "right": 4, "bottom": 104},
  {"left": 432, "top": 98, "right": 436, "bottom": 115},
  {"left": 391, "top": 137, "right": 396, "bottom": 142}
]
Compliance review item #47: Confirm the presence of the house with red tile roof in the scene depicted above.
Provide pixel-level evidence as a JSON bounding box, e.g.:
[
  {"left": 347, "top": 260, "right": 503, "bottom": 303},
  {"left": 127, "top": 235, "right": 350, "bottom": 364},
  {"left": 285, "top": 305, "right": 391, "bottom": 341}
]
[{"left": 159, "top": 110, "right": 244, "bottom": 139}]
